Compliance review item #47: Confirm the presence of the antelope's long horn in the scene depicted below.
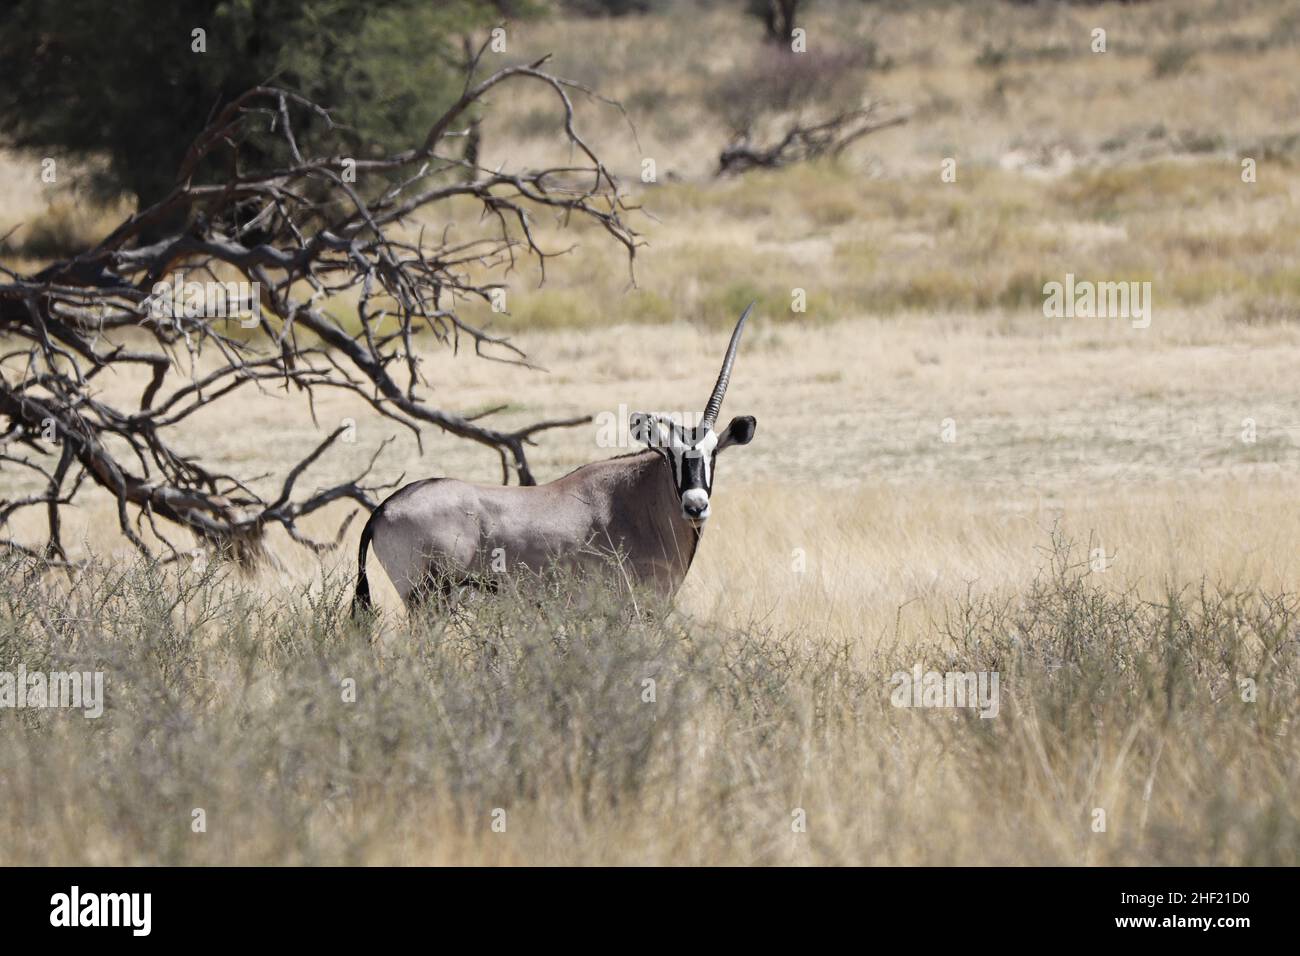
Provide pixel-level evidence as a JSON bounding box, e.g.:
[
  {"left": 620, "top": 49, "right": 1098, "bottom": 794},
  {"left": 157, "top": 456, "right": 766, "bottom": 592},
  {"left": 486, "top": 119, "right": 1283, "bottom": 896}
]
[{"left": 700, "top": 302, "right": 754, "bottom": 430}]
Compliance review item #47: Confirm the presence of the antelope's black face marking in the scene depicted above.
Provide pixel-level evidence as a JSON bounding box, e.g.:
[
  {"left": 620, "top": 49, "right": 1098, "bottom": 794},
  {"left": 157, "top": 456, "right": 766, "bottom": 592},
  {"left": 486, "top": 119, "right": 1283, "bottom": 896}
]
[{"left": 629, "top": 413, "right": 757, "bottom": 528}]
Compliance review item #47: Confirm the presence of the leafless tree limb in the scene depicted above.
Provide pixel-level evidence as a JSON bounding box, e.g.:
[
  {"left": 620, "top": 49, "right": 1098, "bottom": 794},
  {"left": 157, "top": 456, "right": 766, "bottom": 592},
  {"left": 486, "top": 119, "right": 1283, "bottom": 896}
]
[
  {"left": 0, "top": 61, "right": 641, "bottom": 565},
  {"left": 718, "top": 103, "right": 909, "bottom": 176}
]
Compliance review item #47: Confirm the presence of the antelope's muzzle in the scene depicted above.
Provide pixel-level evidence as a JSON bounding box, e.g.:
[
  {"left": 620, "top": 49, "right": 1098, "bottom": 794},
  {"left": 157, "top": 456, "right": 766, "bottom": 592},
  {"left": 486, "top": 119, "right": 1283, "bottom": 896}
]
[{"left": 681, "top": 488, "right": 710, "bottom": 525}]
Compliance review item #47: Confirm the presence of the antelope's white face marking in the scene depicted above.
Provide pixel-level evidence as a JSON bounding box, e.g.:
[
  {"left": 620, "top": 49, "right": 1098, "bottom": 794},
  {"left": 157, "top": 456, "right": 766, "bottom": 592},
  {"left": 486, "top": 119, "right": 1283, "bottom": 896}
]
[
  {"left": 670, "top": 427, "right": 718, "bottom": 526},
  {"left": 629, "top": 414, "right": 740, "bottom": 528}
]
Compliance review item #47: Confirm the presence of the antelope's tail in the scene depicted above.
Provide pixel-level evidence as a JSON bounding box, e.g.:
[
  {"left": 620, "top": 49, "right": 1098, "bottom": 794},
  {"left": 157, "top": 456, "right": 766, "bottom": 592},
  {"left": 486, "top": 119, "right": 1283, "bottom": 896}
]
[{"left": 351, "top": 507, "right": 380, "bottom": 619}]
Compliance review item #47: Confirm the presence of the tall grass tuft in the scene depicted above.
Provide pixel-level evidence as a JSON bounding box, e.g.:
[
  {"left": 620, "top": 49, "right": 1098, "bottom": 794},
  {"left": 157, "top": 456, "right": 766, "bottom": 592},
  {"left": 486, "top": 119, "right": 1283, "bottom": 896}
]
[{"left": 0, "top": 534, "right": 1295, "bottom": 865}]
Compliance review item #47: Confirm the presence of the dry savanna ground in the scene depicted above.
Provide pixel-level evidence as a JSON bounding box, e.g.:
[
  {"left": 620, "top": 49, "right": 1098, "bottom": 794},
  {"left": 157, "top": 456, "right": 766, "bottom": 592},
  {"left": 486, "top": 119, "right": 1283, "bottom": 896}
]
[{"left": 1, "top": 0, "right": 1297, "bottom": 864}]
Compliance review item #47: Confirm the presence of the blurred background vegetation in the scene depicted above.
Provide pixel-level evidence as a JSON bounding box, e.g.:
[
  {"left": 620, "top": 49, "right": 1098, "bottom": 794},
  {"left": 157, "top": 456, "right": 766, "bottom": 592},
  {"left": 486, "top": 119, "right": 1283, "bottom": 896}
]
[
  {"left": 0, "top": 0, "right": 540, "bottom": 220},
  {"left": 3, "top": 0, "right": 1296, "bottom": 331},
  {"left": 0, "top": 0, "right": 803, "bottom": 216}
]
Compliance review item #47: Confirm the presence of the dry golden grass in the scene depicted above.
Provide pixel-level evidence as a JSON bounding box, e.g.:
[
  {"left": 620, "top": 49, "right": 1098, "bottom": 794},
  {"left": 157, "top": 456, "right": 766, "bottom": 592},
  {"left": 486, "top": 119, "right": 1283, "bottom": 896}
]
[
  {"left": 2, "top": 0, "right": 1299, "bottom": 865},
  {"left": 7, "top": 312, "right": 1300, "bottom": 644},
  {"left": 2, "top": 526, "right": 1294, "bottom": 866}
]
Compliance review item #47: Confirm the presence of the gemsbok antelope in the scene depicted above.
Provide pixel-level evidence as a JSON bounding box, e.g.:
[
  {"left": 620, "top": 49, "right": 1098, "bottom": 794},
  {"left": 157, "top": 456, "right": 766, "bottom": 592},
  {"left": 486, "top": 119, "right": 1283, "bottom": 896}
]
[{"left": 352, "top": 304, "right": 759, "bottom": 613}]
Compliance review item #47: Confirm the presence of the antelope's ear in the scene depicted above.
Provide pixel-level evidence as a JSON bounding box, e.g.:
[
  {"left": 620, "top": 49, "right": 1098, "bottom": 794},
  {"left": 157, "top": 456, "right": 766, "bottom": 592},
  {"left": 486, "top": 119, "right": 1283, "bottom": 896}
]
[
  {"left": 717, "top": 415, "right": 756, "bottom": 450},
  {"left": 629, "top": 412, "right": 667, "bottom": 448}
]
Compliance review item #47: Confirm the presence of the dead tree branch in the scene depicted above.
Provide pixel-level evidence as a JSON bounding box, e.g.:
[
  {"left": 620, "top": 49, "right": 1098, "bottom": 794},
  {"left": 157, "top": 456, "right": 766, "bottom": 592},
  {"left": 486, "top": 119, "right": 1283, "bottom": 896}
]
[
  {"left": 718, "top": 103, "right": 909, "bottom": 176},
  {"left": 0, "top": 62, "right": 640, "bottom": 564}
]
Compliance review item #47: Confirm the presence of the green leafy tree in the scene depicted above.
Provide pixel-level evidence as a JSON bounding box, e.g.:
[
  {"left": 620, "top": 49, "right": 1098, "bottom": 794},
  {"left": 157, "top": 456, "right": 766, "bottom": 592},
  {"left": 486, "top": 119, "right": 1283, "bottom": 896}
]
[{"left": 0, "top": 0, "right": 532, "bottom": 223}]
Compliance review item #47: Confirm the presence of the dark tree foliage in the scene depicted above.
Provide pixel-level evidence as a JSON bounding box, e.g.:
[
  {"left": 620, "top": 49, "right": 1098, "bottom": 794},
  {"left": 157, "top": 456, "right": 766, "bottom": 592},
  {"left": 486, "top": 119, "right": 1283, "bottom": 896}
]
[{"left": 0, "top": 0, "right": 532, "bottom": 219}]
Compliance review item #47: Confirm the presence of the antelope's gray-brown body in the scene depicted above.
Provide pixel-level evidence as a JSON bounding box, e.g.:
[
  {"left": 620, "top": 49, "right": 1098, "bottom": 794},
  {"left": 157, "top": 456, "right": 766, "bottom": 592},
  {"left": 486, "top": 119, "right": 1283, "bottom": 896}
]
[
  {"left": 359, "top": 450, "right": 697, "bottom": 606},
  {"left": 353, "top": 304, "right": 758, "bottom": 613}
]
